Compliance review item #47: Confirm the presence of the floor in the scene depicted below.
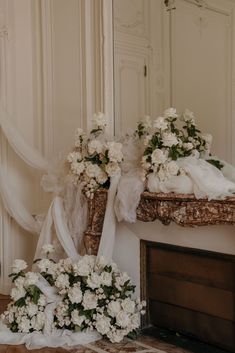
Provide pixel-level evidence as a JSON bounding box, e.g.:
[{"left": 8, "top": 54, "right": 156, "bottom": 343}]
[{"left": 0, "top": 296, "right": 229, "bottom": 353}]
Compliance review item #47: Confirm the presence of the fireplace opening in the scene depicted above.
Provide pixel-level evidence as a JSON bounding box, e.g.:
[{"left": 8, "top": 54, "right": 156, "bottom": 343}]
[{"left": 140, "top": 241, "right": 235, "bottom": 352}]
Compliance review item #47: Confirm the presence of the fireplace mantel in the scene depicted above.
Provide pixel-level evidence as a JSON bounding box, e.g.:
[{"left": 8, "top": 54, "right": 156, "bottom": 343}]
[{"left": 83, "top": 189, "right": 235, "bottom": 254}]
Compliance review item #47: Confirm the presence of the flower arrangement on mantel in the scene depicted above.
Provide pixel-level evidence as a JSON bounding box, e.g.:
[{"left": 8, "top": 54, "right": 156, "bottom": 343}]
[
  {"left": 137, "top": 108, "right": 222, "bottom": 184},
  {"left": 66, "top": 113, "right": 123, "bottom": 199},
  {"left": 1, "top": 245, "right": 146, "bottom": 343}
]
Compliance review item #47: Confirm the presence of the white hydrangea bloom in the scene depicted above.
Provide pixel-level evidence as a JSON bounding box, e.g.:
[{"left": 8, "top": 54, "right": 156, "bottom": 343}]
[
  {"left": 107, "top": 300, "right": 121, "bottom": 317},
  {"left": 166, "top": 161, "right": 179, "bottom": 176},
  {"left": 184, "top": 142, "right": 194, "bottom": 151},
  {"left": 105, "top": 162, "right": 120, "bottom": 177},
  {"left": 95, "top": 314, "right": 111, "bottom": 335},
  {"left": 37, "top": 259, "right": 53, "bottom": 273},
  {"left": 11, "top": 259, "right": 27, "bottom": 274},
  {"left": 88, "top": 140, "right": 104, "bottom": 155},
  {"left": 71, "top": 161, "right": 85, "bottom": 176},
  {"left": 68, "top": 285, "right": 83, "bottom": 304},
  {"left": 162, "top": 132, "right": 179, "bottom": 147},
  {"left": 164, "top": 107, "right": 178, "bottom": 118},
  {"left": 42, "top": 244, "right": 55, "bottom": 255},
  {"left": 93, "top": 112, "right": 107, "bottom": 127},
  {"left": 27, "top": 303, "right": 38, "bottom": 317},
  {"left": 100, "top": 271, "right": 112, "bottom": 287},
  {"left": 153, "top": 116, "right": 168, "bottom": 130},
  {"left": 121, "top": 298, "right": 136, "bottom": 314},
  {"left": 183, "top": 108, "right": 195, "bottom": 124},
  {"left": 10, "top": 286, "right": 26, "bottom": 301},
  {"left": 140, "top": 115, "right": 152, "bottom": 129},
  {"left": 71, "top": 309, "right": 86, "bottom": 326},
  {"left": 24, "top": 272, "right": 39, "bottom": 287},
  {"left": 87, "top": 272, "right": 101, "bottom": 289},
  {"left": 116, "top": 310, "right": 131, "bottom": 328},
  {"left": 67, "top": 151, "right": 82, "bottom": 163},
  {"left": 85, "top": 162, "right": 102, "bottom": 178},
  {"left": 107, "top": 329, "right": 126, "bottom": 343},
  {"left": 151, "top": 149, "right": 168, "bottom": 165},
  {"left": 55, "top": 273, "right": 70, "bottom": 289},
  {"left": 107, "top": 142, "right": 123, "bottom": 163},
  {"left": 82, "top": 291, "right": 98, "bottom": 310},
  {"left": 18, "top": 316, "right": 31, "bottom": 333}
]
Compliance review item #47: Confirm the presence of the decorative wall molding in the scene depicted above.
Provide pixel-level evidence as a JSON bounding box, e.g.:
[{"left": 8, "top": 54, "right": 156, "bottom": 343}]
[{"left": 40, "top": 0, "right": 55, "bottom": 158}]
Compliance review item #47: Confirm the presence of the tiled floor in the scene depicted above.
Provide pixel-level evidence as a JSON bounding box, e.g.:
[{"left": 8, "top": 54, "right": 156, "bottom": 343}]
[{"left": 0, "top": 336, "right": 191, "bottom": 353}]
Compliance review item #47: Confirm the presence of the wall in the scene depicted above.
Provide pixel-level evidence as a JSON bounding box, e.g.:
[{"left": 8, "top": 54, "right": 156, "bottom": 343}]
[{"left": 112, "top": 0, "right": 235, "bottom": 296}]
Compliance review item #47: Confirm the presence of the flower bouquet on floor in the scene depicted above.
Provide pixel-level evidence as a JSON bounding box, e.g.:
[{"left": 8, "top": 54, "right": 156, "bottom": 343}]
[
  {"left": 66, "top": 113, "right": 123, "bottom": 199},
  {"left": 1, "top": 245, "right": 146, "bottom": 344}
]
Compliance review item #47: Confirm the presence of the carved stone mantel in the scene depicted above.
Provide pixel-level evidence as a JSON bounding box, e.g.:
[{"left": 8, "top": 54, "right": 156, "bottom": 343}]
[{"left": 83, "top": 189, "right": 235, "bottom": 255}]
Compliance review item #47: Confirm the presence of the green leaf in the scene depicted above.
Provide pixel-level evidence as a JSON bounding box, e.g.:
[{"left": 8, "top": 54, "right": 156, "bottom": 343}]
[
  {"left": 14, "top": 297, "right": 26, "bottom": 307},
  {"left": 206, "top": 159, "right": 224, "bottom": 170}
]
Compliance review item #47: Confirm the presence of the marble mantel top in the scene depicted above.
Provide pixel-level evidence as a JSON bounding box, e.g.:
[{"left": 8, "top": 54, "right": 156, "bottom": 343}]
[{"left": 83, "top": 189, "right": 235, "bottom": 255}]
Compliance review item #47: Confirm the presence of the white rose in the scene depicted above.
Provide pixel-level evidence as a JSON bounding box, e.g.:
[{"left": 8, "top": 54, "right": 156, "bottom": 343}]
[
  {"left": 95, "top": 314, "right": 111, "bottom": 335},
  {"left": 73, "top": 260, "right": 91, "bottom": 277},
  {"left": 85, "top": 162, "right": 102, "bottom": 178},
  {"left": 100, "top": 271, "right": 112, "bottom": 287},
  {"left": 68, "top": 285, "right": 83, "bottom": 304},
  {"left": 121, "top": 298, "right": 136, "bottom": 314},
  {"left": 93, "top": 112, "right": 106, "bottom": 127},
  {"left": 37, "top": 259, "right": 53, "bottom": 273},
  {"left": 107, "top": 300, "right": 121, "bottom": 317},
  {"left": 107, "top": 142, "right": 123, "bottom": 163},
  {"left": 71, "top": 309, "right": 86, "bottom": 326},
  {"left": 151, "top": 149, "right": 168, "bottom": 165},
  {"left": 115, "top": 272, "right": 130, "bottom": 290},
  {"left": 184, "top": 142, "right": 194, "bottom": 151},
  {"left": 27, "top": 303, "right": 38, "bottom": 317},
  {"left": 130, "top": 313, "right": 140, "bottom": 330},
  {"left": 95, "top": 256, "right": 109, "bottom": 270},
  {"left": 147, "top": 173, "right": 160, "bottom": 193},
  {"left": 105, "top": 162, "right": 120, "bottom": 177},
  {"left": 140, "top": 115, "right": 152, "bottom": 129},
  {"left": 107, "top": 329, "right": 126, "bottom": 343},
  {"left": 96, "top": 170, "right": 108, "bottom": 185},
  {"left": 71, "top": 161, "right": 85, "bottom": 175},
  {"left": 116, "top": 310, "right": 131, "bottom": 328},
  {"left": 164, "top": 107, "right": 178, "bottom": 118},
  {"left": 24, "top": 272, "right": 39, "bottom": 287},
  {"left": 14, "top": 276, "right": 25, "bottom": 288},
  {"left": 10, "top": 286, "right": 26, "bottom": 301},
  {"left": 42, "top": 244, "right": 55, "bottom": 255},
  {"left": 162, "top": 132, "right": 178, "bottom": 147},
  {"left": 67, "top": 151, "right": 82, "bottom": 163},
  {"left": 183, "top": 108, "right": 195, "bottom": 124},
  {"left": 82, "top": 291, "right": 98, "bottom": 310},
  {"left": 88, "top": 140, "right": 104, "bottom": 155},
  {"left": 11, "top": 259, "right": 27, "bottom": 274},
  {"left": 166, "top": 161, "right": 179, "bottom": 176},
  {"left": 153, "top": 116, "right": 168, "bottom": 130},
  {"left": 18, "top": 317, "right": 31, "bottom": 333},
  {"left": 55, "top": 273, "right": 70, "bottom": 289},
  {"left": 87, "top": 273, "right": 101, "bottom": 289}
]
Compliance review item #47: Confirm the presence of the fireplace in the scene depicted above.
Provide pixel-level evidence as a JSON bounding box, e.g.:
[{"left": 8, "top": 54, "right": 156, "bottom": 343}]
[{"left": 140, "top": 241, "right": 235, "bottom": 352}]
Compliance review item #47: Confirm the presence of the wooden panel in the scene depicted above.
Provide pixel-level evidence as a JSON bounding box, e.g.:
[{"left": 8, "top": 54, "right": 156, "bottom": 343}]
[
  {"left": 148, "top": 246, "right": 235, "bottom": 291},
  {"left": 150, "top": 301, "right": 235, "bottom": 352},
  {"left": 148, "top": 274, "right": 234, "bottom": 321}
]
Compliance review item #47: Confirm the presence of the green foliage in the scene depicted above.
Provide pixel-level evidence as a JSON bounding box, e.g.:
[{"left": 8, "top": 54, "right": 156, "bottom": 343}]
[
  {"left": 206, "top": 159, "right": 224, "bottom": 170},
  {"left": 26, "top": 285, "right": 42, "bottom": 304}
]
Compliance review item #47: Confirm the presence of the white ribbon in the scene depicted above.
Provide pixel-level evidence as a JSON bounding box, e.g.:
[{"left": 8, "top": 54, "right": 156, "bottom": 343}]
[
  {"left": 34, "top": 196, "right": 79, "bottom": 261},
  {"left": 97, "top": 173, "right": 121, "bottom": 260}
]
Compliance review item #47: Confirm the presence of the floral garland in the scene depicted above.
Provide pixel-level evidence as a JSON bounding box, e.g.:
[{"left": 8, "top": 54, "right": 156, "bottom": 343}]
[
  {"left": 1, "top": 245, "right": 146, "bottom": 343},
  {"left": 136, "top": 108, "right": 215, "bottom": 183},
  {"left": 66, "top": 113, "right": 123, "bottom": 199}
]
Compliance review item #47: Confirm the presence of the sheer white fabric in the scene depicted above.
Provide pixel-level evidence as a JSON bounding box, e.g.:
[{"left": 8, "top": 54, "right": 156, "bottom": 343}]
[
  {"left": 0, "top": 107, "right": 48, "bottom": 171},
  {"left": 0, "top": 168, "right": 41, "bottom": 235}
]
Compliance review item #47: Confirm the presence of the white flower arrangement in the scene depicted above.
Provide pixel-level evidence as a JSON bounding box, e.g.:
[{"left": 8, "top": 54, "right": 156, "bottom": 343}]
[
  {"left": 136, "top": 108, "right": 215, "bottom": 182},
  {"left": 1, "top": 246, "right": 146, "bottom": 343},
  {"left": 66, "top": 113, "right": 123, "bottom": 199}
]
